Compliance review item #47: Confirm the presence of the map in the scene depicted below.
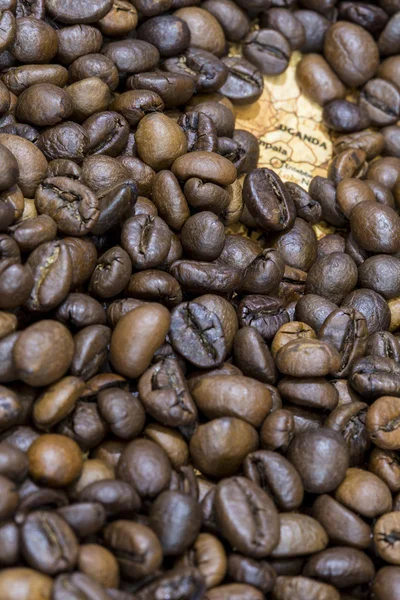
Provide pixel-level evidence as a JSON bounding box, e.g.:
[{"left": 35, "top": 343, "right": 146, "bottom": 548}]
[{"left": 234, "top": 51, "right": 332, "bottom": 189}]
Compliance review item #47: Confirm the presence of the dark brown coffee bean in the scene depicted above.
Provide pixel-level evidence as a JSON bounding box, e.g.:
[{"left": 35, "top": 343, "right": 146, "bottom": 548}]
[
  {"left": 295, "top": 9, "right": 331, "bottom": 53},
  {"left": 56, "top": 293, "right": 106, "bottom": 328},
  {"left": 121, "top": 214, "right": 171, "bottom": 270},
  {"left": 89, "top": 246, "right": 131, "bottom": 299},
  {"left": 110, "top": 303, "right": 169, "bottom": 379},
  {"left": 56, "top": 24, "right": 102, "bottom": 66},
  {"left": 35, "top": 177, "right": 99, "bottom": 236},
  {"left": 83, "top": 111, "right": 130, "bottom": 157},
  {"left": 174, "top": 6, "right": 225, "bottom": 56},
  {"left": 261, "top": 8, "right": 305, "bottom": 50},
  {"left": 218, "top": 57, "right": 264, "bottom": 105},
  {"left": 324, "top": 21, "right": 379, "bottom": 88},
  {"left": 98, "top": 0, "right": 138, "bottom": 37},
  {"left": 117, "top": 437, "right": 171, "bottom": 498},
  {"left": 138, "top": 15, "right": 190, "bottom": 57},
  {"left": 21, "top": 510, "right": 78, "bottom": 575},
  {"left": 336, "top": 467, "right": 392, "bottom": 520},
  {"left": 313, "top": 494, "right": 371, "bottom": 550},
  {"left": 297, "top": 54, "right": 346, "bottom": 107},
  {"left": 10, "top": 17, "right": 58, "bottom": 64},
  {"left": 288, "top": 428, "right": 349, "bottom": 493},
  {"left": 190, "top": 417, "right": 258, "bottom": 479},
  {"left": 323, "top": 99, "right": 370, "bottom": 133},
  {"left": 69, "top": 53, "right": 119, "bottom": 91},
  {"left": 215, "top": 477, "right": 279, "bottom": 558},
  {"left": 359, "top": 79, "right": 399, "bottom": 129},
  {"left": 244, "top": 168, "right": 295, "bottom": 232},
  {"left": 25, "top": 240, "right": 72, "bottom": 312},
  {"left": 350, "top": 200, "right": 400, "bottom": 254},
  {"left": 58, "top": 502, "right": 106, "bottom": 538},
  {"left": 163, "top": 47, "right": 228, "bottom": 93},
  {"left": 128, "top": 71, "right": 195, "bottom": 109},
  {"left": 53, "top": 572, "right": 110, "bottom": 600}
]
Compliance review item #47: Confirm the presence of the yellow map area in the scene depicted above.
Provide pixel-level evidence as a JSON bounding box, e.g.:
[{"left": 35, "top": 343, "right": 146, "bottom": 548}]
[{"left": 234, "top": 51, "right": 332, "bottom": 189}]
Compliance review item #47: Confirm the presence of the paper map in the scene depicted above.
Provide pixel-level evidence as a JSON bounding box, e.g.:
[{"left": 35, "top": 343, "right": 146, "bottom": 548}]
[{"left": 234, "top": 51, "right": 332, "bottom": 189}]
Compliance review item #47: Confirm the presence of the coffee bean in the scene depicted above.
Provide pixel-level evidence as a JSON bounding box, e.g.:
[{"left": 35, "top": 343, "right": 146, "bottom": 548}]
[
  {"left": 174, "top": 7, "right": 226, "bottom": 56},
  {"left": 335, "top": 467, "right": 392, "bottom": 518},
  {"left": 244, "top": 168, "right": 295, "bottom": 231},
  {"left": 218, "top": 57, "right": 264, "bottom": 105},
  {"left": 303, "top": 547, "right": 375, "bottom": 587},
  {"left": 190, "top": 417, "right": 258, "bottom": 478},
  {"left": 243, "top": 29, "right": 291, "bottom": 76},
  {"left": 271, "top": 513, "right": 328, "bottom": 558},
  {"left": 0, "top": 567, "right": 53, "bottom": 600},
  {"left": 104, "top": 520, "right": 163, "bottom": 578},
  {"left": 215, "top": 476, "right": 279, "bottom": 557},
  {"left": 324, "top": 21, "right": 379, "bottom": 88},
  {"left": 313, "top": 494, "right": 371, "bottom": 549},
  {"left": 28, "top": 433, "right": 83, "bottom": 487},
  {"left": 21, "top": 510, "right": 78, "bottom": 575}
]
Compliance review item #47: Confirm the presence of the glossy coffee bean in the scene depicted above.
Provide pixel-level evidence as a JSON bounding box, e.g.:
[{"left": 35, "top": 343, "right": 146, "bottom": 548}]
[
  {"left": 21, "top": 510, "right": 78, "bottom": 575},
  {"left": 243, "top": 29, "right": 291, "bottom": 76},
  {"left": 324, "top": 22, "right": 379, "bottom": 88},
  {"left": 215, "top": 476, "right": 279, "bottom": 558},
  {"left": 190, "top": 417, "right": 258, "bottom": 478},
  {"left": 288, "top": 428, "right": 349, "bottom": 493}
]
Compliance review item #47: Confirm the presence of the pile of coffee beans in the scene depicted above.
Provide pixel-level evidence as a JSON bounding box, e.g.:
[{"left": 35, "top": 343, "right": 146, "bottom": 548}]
[{"left": 0, "top": 0, "right": 399, "bottom": 598}]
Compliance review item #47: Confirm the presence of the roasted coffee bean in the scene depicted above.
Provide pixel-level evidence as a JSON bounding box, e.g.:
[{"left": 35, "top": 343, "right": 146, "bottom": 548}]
[
  {"left": 69, "top": 53, "right": 119, "bottom": 91},
  {"left": 163, "top": 47, "right": 228, "bottom": 93},
  {"left": 379, "top": 12, "right": 400, "bottom": 57},
  {"left": 305, "top": 252, "right": 357, "bottom": 304},
  {"left": 297, "top": 54, "right": 346, "bottom": 107},
  {"left": 323, "top": 100, "right": 370, "bottom": 133},
  {"left": 14, "top": 320, "right": 74, "bottom": 387},
  {"left": 149, "top": 490, "right": 201, "bottom": 555},
  {"left": 233, "top": 326, "right": 277, "bottom": 384},
  {"left": 343, "top": 289, "right": 391, "bottom": 334},
  {"left": 121, "top": 215, "right": 171, "bottom": 270},
  {"left": 261, "top": 8, "right": 305, "bottom": 50},
  {"left": 366, "top": 396, "right": 400, "bottom": 451},
  {"left": 313, "top": 494, "right": 371, "bottom": 550},
  {"left": 21, "top": 510, "right": 78, "bottom": 575},
  {"left": 190, "top": 417, "right": 258, "bottom": 478},
  {"left": 303, "top": 546, "right": 375, "bottom": 587},
  {"left": 374, "top": 512, "right": 400, "bottom": 564},
  {"left": 324, "top": 21, "right": 379, "bottom": 88},
  {"left": 28, "top": 433, "right": 83, "bottom": 487},
  {"left": 25, "top": 241, "right": 72, "bottom": 313},
  {"left": 243, "top": 168, "right": 295, "bottom": 232},
  {"left": 238, "top": 296, "right": 289, "bottom": 342},
  {"left": 174, "top": 7, "right": 225, "bottom": 56},
  {"left": 138, "top": 15, "right": 190, "bottom": 57},
  {"left": 372, "top": 566, "right": 400, "bottom": 600},
  {"left": 104, "top": 518, "right": 163, "bottom": 579},
  {"left": 335, "top": 467, "right": 392, "bottom": 518},
  {"left": 169, "top": 298, "right": 236, "bottom": 368},
  {"left": 0, "top": 567, "right": 53, "bottom": 600},
  {"left": 10, "top": 17, "right": 58, "bottom": 64},
  {"left": 202, "top": 0, "right": 250, "bottom": 43},
  {"left": 243, "top": 29, "right": 291, "bottom": 76},
  {"left": 334, "top": 129, "right": 385, "bottom": 160},
  {"left": 295, "top": 9, "right": 331, "bottom": 53},
  {"left": 35, "top": 177, "right": 99, "bottom": 236},
  {"left": 272, "top": 512, "right": 328, "bottom": 558},
  {"left": 139, "top": 357, "right": 196, "bottom": 427},
  {"left": 218, "top": 57, "right": 264, "bottom": 105},
  {"left": 215, "top": 477, "right": 279, "bottom": 558},
  {"left": 287, "top": 428, "right": 349, "bottom": 493},
  {"left": 102, "top": 41, "right": 159, "bottom": 79}
]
